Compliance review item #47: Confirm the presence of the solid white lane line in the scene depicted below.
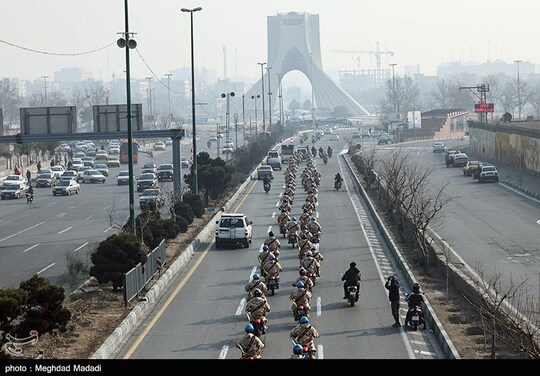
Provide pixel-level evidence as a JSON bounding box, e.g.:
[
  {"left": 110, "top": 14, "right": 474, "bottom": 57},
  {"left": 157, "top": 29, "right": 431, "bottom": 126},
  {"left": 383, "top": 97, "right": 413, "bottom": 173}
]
[
  {"left": 37, "top": 263, "right": 55, "bottom": 275},
  {"left": 267, "top": 225, "right": 272, "bottom": 234},
  {"left": 271, "top": 212, "right": 276, "bottom": 218},
  {"left": 22, "top": 244, "right": 40, "bottom": 253},
  {"left": 249, "top": 266, "right": 257, "bottom": 280},
  {"left": 317, "top": 344, "right": 324, "bottom": 359},
  {"left": 317, "top": 297, "right": 322, "bottom": 316},
  {"left": 84, "top": 215, "right": 93, "bottom": 221},
  {"left": 104, "top": 226, "right": 112, "bottom": 233},
  {"left": 236, "top": 298, "right": 246, "bottom": 317},
  {"left": 0, "top": 222, "right": 44, "bottom": 243},
  {"left": 275, "top": 201, "right": 279, "bottom": 207}
]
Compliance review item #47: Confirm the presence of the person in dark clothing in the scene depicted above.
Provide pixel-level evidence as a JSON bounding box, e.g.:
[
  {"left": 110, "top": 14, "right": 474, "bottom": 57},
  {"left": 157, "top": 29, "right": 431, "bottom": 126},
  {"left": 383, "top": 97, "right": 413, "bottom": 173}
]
[
  {"left": 404, "top": 283, "right": 425, "bottom": 325},
  {"left": 26, "top": 169, "right": 31, "bottom": 184},
  {"left": 37, "top": 161, "right": 41, "bottom": 173},
  {"left": 341, "top": 262, "right": 361, "bottom": 300},
  {"left": 385, "top": 276, "right": 401, "bottom": 327}
]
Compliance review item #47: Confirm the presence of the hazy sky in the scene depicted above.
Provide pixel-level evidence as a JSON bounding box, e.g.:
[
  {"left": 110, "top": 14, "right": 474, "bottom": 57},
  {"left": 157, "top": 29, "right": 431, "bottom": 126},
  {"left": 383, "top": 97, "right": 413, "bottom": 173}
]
[{"left": 1, "top": 0, "right": 539, "bottom": 83}]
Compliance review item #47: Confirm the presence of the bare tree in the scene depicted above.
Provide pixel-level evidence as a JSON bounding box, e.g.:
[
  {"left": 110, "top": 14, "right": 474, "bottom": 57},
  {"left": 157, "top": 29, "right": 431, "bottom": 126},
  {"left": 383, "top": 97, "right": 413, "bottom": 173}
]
[
  {"left": 380, "top": 75, "right": 420, "bottom": 118},
  {"left": 430, "top": 79, "right": 451, "bottom": 108},
  {"left": 528, "top": 84, "right": 540, "bottom": 119},
  {"left": 0, "top": 78, "right": 24, "bottom": 129},
  {"left": 464, "top": 269, "right": 540, "bottom": 358}
]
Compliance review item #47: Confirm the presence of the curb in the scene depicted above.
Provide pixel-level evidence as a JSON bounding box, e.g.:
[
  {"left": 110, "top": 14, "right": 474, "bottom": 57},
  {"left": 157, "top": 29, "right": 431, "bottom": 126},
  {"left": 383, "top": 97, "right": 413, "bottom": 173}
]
[
  {"left": 502, "top": 180, "right": 540, "bottom": 199},
  {"left": 91, "top": 162, "right": 256, "bottom": 359}
]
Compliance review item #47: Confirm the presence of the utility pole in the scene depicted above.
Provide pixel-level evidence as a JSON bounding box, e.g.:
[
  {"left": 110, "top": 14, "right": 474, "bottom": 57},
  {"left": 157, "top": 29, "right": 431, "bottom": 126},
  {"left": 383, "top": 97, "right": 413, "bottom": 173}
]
[
  {"left": 164, "top": 73, "right": 173, "bottom": 127},
  {"left": 258, "top": 62, "right": 266, "bottom": 133},
  {"left": 266, "top": 66, "right": 272, "bottom": 133}
]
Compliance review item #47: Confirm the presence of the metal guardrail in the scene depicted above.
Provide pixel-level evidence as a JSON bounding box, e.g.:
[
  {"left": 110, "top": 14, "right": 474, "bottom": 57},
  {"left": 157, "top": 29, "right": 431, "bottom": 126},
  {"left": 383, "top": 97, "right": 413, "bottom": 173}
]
[{"left": 123, "top": 240, "right": 167, "bottom": 306}]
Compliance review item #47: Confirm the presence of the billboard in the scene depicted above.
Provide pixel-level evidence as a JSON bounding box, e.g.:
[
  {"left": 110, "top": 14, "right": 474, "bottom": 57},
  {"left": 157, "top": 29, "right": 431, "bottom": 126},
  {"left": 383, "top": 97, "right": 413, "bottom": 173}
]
[
  {"left": 407, "top": 111, "right": 422, "bottom": 129},
  {"left": 474, "top": 103, "right": 494, "bottom": 113},
  {"left": 93, "top": 104, "right": 143, "bottom": 132},
  {"left": 20, "top": 106, "right": 77, "bottom": 134}
]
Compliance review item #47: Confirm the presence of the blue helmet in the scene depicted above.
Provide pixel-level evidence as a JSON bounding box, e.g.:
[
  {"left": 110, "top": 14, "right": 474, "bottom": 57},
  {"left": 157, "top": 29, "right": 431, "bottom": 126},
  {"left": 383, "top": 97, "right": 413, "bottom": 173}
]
[
  {"left": 292, "top": 217, "right": 297, "bottom": 222},
  {"left": 262, "top": 245, "right": 269, "bottom": 251},
  {"left": 245, "top": 324, "right": 254, "bottom": 333},
  {"left": 293, "top": 344, "right": 303, "bottom": 355},
  {"left": 299, "top": 316, "right": 309, "bottom": 324},
  {"left": 296, "top": 281, "right": 304, "bottom": 289},
  {"left": 269, "top": 254, "right": 276, "bottom": 261},
  {"left": 253, "top": 273, "right": 260, "bottom": 280},
  {"left": 311, "top": 216, "right": 316, "bottom": 221}
]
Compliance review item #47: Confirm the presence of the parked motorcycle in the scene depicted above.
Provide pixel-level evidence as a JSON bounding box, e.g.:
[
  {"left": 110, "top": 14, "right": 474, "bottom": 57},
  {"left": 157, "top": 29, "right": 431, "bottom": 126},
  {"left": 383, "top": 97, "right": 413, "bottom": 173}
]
[
  {"left": 406, "top": 306, "right": 426, "bottom": 330},
  {"left": 334, "top": 180, "right": 342, "bottom": 191},
  {"left": 346, "top": 285, "right": 359, "bottom": 307},
  {"left": 264, "top": 182, "right": 271, "bottom": 193},
  {"left": 267, "top": 275, "right": 279, "bottom": 296},
  {"left": 26, "top": 193, "right": 34, "bottom": 204}
]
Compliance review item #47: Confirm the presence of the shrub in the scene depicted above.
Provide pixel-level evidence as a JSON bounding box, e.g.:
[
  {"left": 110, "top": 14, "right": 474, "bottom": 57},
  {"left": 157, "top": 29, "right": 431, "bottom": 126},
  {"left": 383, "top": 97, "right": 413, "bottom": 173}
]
[
  {"left": 175, "top": 216, "right": 189, "bottom": 233},
  {"left": 162, "top": 218, "right": 180, "bottom": 239},
  {"left": 174, "top": 202, "right": 194, "bottom": 224},
  {"left": 182, "top": 193, "right": 205, "bottom": 217}
]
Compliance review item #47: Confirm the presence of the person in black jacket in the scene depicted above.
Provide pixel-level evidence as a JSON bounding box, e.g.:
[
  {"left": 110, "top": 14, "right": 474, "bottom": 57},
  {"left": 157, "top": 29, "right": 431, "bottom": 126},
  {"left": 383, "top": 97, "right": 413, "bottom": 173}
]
[
  {"left": 341, "top": 262, "right": 361, "bottom": 300},
  {"left": 385, "top": 276, "right": 401, "bottom": 327}
]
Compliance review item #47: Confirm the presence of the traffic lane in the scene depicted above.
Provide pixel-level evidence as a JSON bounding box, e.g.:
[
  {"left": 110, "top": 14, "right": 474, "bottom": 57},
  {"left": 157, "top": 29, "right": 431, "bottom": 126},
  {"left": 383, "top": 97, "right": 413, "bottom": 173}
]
[{"left": 409, "top": 146, "right": 540, "bottom": 299}]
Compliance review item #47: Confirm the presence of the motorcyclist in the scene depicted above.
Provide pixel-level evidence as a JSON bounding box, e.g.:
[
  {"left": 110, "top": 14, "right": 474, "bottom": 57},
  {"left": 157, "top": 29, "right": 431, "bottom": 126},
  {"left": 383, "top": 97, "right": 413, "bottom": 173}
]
[
  {"left": 27, "top": 183, "right": 34, "bottom": 196},
  {"left": 327, "top": 145, "right": 333, "bottom": 158},
  {"left": 277, "top": 210, "right": 291, "bottom": 236},
  {"left": 318, "top": 147, "right": 324, "bottom": 158},
  {"left": 297, "top": 232, "right": 312, "bottom": 259},
  {"left": 263, "top": 231, "right": 281, "bottom": 253},
  {"left": 405, "top": 283, "right": 426, "bottom": 326},
  {"left": 302, "top": 198, "right": 315, "bottom": 214},
  {"left": 245, "top": 273, "right": 268, "bottom": 301},
  {"left": 299, "top": 209, "right": 311, "bottom": 228},
  {"left": 341, "top": 262, "right": 361, "bottom": 301},
  {"left": 290, "top": 344, "right": 305, "bottom": 359},
  {"left": 262, "top": 253, "right": 283, "bottom": 284},
  {"left": 334, "top": 173, "right": 343, "bottom": 183},
  {"left": 245, "top": 288, "right": 270, "bottom": 333},
  {"left": 290, "top": 316, "right": 320, "bottom": 358},
  {"left": 258, "top": 245, "right": 273, "bottom": 274},
  {"left": 279, "top": 198, "right": 292, "bottom": 213},
  {"left": 237, "top": 324, "right": 265, "bottom": 359},
  {"left": 263, "top": 174, "right": 272, "bottom": 186},
  {"left": 300, "top": 250, "right": 318, "bottom": 278},
  {"left": 307, "top": 217, "right": 322, "bottom": 239},
  {"left": 292, "top": 268, "right": 314, "bottom": 292},
  {"left": 289, "top": 281, "right": 312, "bottom": 317},
  {"left": 311, "top": 247, "right": 324, "bottom": 277},
  {"left": 286, "top": 216, "right": 300, "bottom": 238}
]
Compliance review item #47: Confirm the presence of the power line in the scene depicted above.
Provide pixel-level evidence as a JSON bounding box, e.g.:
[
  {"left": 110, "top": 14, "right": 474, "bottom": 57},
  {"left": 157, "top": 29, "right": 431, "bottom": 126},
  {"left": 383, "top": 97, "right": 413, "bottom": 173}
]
[{"left": 0, "top": 38, "right": 116, "bottom": 56}]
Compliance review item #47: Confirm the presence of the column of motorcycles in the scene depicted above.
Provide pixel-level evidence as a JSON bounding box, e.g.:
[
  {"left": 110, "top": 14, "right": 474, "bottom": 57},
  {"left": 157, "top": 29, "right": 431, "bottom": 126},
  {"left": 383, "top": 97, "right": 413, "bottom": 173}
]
[{"left": 237, "top": 149, "right": 326, "bottom": 360}]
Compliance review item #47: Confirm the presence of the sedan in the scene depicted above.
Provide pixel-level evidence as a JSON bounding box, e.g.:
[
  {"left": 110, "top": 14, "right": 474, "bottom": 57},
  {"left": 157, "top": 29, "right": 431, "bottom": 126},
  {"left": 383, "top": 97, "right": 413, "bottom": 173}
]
[
  {"left": 1, "top": 182, "right": 28, "bottom": 200},
  {"left": 95, "top": 163, "right": 110, "bottom": 177},
  {"left": 35, "top": 173, "right": 56, "bottom": 188},
  {"left": 257, "top": 165, "right": 274, "bottom": 180},
  {"left": 2, "top": 174, "right": 25, "bottom": 189},
  {"left": 82, "top": 169, "right": 106, "bottom": 184},
  {"left": 156, "top": 164, "right": 174, "bottom": 182},
  {"left": 463, "top": 161, "right": 483, "bottom": 176},
  {"left": 141, "top": 162, "right": 157, "bottom": 175},
  {"left": 52, "top": 179, "right": 80, "bottom": 196},
  {"left": 60, "top": 170, "right": 78, "bottom": 181},
  {"left": 153, "top": 142, "right": 166, "bottom": 151},
  {"left": 432, "top": 142, "right": 446, "bottom": 153},
  {"left": 137, "top": 173, "right": 158, "bottom": 192},
  {"left": 107, "top": 156, "right": 120, "bottom": 168},
  {"left": 50, "top": 165, "right": 65, "bottom": 179},
  {"left": 139, "top": 188, "right": 164, "bottom": 210},
  {"left": 117, "top": 170, "right": 130, "bottom": 185}
]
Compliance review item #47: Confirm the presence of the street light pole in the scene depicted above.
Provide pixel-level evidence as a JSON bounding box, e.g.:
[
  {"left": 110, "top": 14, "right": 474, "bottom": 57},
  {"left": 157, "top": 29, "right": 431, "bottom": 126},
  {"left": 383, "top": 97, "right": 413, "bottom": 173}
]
[
  {"left": 42, "top": 76, "right": 48, "bottom": 105},
  {"left": 117, "top": 0, "right": 138, "bottom": 234},
  {"left": 182, "top": 6, "right": 202, "bottom": 195},
  {"left": 266, "top": 66, "right": 272, "bottom": 132},
  {"left": 514, "top": 59, "right": 522, "bottom": 119},
  {"left": 251, "top": 94, "right": 260, "bottom": 137},
  {"left": 277, "top": 73, "right": 284, "bottom": 126},
  {"left": 242, "top": 94, "right": 245, "bottom": 147},
  {"left": 145, "top": 76, "right": 154, "bottom": 119},
  {"left": 221, "top": 92, "right": 235, "bottom": 159},
  {"left": 258, "top": 62, "right": 266, "bottom": 133},
  {"left": 165, "top": 73, "right": 172, "bottom": 126}
]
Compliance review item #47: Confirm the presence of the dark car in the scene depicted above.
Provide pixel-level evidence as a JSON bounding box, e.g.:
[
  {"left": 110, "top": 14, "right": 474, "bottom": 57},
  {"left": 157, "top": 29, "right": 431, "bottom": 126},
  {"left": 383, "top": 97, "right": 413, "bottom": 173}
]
[
  {"left": 139, "top": 188, "right": 164, "bottom": 210},
  {"left": 378, "top": 135, "right": 392, "bottom": 145},
  {"left": 137, "top": 173, "right": 158, "bottom": 192},
  {"left": 156, "top": 163, "right": 174, "bottom": 182}
]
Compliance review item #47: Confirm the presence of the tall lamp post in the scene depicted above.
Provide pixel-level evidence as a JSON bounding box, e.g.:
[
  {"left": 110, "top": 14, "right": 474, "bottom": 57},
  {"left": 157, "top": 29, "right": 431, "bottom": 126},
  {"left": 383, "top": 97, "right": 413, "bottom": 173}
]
[
  {"left": 242, "top": 94, "right": 246, "bottom": 146},
  {"left": 514, "top": 59, "right": 522, "bottom": 119},
  {"left": 164, "top": 73, "right": 173, "bottom": 126},
  {"left": 42, "top": 75, "right": 48, "bottom": 105},
  {"left": 389, "top": 63, "right": 397, "bottom": 135},
  {"left": 145, "top": 76, "right": 154, "bottom": 120},
  {"left": 266, "top": 66, "right": 272, "bottom": 132},
  {"left": 221, "top": 92, "right": 235, "bottom": 160},
  {"left": 258, "top": 62, "right": 266, "bottom": 133},
  {"left": 181, "top": 6, "right": 202, "bottom": 195},
  {"left": 251, "top": 94, "right": 260, "bottom": 137},
  {"left": 117, "top": 0, "right": 138, "bottom": 233},
  {"left": 277, "top": 73, "right": 284, "bottom": 126}
]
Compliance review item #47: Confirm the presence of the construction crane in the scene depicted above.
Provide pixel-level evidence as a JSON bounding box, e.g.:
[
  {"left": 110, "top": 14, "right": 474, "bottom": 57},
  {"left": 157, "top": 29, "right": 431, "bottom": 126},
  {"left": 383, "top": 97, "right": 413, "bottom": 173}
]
[{"left": 331, "top": 42, "right": 394, "bottom": 72}]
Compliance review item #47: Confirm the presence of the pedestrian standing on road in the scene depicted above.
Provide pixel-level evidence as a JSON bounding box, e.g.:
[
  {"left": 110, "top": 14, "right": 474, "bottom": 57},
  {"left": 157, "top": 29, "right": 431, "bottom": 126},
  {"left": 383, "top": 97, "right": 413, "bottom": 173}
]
[
  {"left": 385, "top": 275, "right": 401, "bottom": 327},
  {"left": 14, "top": 165, "right": 21, "bottom": 175},
  {"left": 26, "top": 169, "right": 31, "bottom": 184},
  {"left": 37, "top": 161, "right": 41, "bottom": 173}
]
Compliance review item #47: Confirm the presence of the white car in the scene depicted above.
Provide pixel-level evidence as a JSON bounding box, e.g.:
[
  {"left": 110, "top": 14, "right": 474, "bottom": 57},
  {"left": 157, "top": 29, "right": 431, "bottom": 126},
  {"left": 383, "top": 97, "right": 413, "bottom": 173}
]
[
  {"left": 432, "top": 142, "right": 446, "bottom": 153},
  {"left": 82, "top": 169, "right": 106, "bottom": 184},
  {"left": 1, "top": 181, "right": 29, "bottom": 200},
  {"left": 117, "top": 170, "right": 130, "bottom": 185},
  {"left": 2, "top": 174, "right": 25, "bottom": 189},
  {"left": 60, "top": 170, "right": 78, "bottom": 182},
  {"left": 50, "top": 165, "right": 65, "bottom": 179},
  {"left": 52, "top": 179, "right": 80, "bottom": 196}
]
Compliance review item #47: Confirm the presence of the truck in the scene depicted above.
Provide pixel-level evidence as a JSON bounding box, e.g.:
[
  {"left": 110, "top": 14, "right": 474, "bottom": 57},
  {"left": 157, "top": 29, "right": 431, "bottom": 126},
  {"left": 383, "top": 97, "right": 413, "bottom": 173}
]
[{"left": 281, "top": 144, "right": 295, "bottom": 164}]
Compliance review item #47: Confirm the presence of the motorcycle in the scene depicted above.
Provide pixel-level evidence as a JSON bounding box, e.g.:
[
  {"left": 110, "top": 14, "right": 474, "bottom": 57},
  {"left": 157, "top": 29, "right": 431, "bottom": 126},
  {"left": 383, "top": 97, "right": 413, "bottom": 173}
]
[
  {"left": 246, "top": 313, "right": 266, "bottom": 337},
  {"left": 291, "top": 339, "right": 316, "bottom": 359},
  {"left": 236, "top": 344, "right": 259, "bottom": 360},
  {"left": 288, "top": 232, "right": 297, "bottom": 248},
  {"left": 327, "top": 148, "right": 333, "bottom": 158},
  {"left": 334, "top": 180, "right": 342, "bottom": 191},
  {"left": 264, "top": 182, "right": 271, "bottom": 193},
  {"left": 267, "top": 274, "right": 279, "bottom": 296},
  {"left": 279, "top": 224, "right": 287, "bottom": 238},
  {"left": 306, "top": 271, "right": 317, "bottom": 286},
  {"left": 293, "top": 304, "right": 309, "bottom": 322},
  {"left": 346, "top": 285, "right": 359, "bottom": 307},
  {"left": 406, "top": 306, "right": 426, "bottom": 330},
  {"left": 26, "top": 193, "right": 34, "bottom": 204}
]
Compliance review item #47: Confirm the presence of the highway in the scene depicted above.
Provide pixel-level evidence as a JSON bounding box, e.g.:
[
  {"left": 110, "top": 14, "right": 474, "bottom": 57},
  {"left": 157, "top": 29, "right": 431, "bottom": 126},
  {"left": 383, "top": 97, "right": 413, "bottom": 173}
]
[
  {"left": 113, "top": 133, "right": 444, "bottom": 359},
  {"left": 0, "top": 130, "right": 225, "bottom": 288}
]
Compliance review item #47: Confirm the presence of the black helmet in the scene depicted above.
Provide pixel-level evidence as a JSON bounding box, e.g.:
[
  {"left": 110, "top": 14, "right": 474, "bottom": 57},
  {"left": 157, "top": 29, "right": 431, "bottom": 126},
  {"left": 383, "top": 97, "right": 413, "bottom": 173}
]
[
  {"left": 269, "top": 231, "right": 274, "bottom": 237},
  {"left": 350, "top": 262, "right": 357, "bottom": 268},
  {"left": 299, "top": 268, "right": 306, "bottom": 276},
  {"left": 253, "top": 288, "right": 262, "bottom": 297},
  {"left": 412, "top": 283, "right": 420, "bottom": 293}
]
